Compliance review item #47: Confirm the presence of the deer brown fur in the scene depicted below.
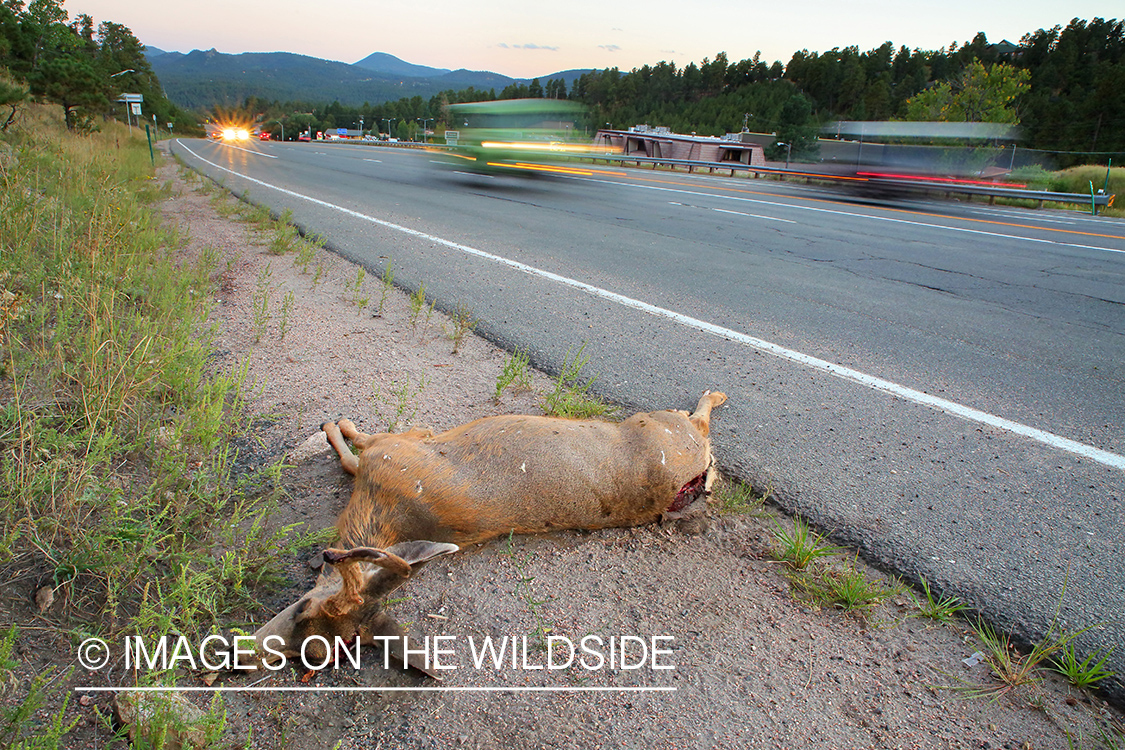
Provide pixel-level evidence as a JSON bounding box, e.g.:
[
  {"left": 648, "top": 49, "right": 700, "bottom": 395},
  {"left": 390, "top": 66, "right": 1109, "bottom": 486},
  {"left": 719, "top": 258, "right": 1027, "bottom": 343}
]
[{"left": 251, "top": 390, "right": 726, "bottom": 674}]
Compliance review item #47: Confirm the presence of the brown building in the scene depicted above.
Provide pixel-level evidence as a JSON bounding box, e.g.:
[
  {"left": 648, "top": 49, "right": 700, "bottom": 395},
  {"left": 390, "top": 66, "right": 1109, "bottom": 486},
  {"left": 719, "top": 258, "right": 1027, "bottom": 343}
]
[{"left": 596, "top": 125, "right": 767, "bottom": 167}]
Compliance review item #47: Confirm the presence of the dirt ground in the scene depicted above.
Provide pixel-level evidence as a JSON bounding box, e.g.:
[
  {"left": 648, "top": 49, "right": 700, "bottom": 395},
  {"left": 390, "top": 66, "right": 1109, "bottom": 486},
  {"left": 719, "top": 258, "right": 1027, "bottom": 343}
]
[{"left": 9, "top": 147, "right": 1124, "bottom": 749}]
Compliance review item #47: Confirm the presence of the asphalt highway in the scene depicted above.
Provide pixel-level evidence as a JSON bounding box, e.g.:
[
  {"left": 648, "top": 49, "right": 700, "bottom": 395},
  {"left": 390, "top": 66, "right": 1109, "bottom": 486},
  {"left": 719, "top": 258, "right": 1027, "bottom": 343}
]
[{"left": 172, "top": 138, "right": 1125, "bottom": 704}]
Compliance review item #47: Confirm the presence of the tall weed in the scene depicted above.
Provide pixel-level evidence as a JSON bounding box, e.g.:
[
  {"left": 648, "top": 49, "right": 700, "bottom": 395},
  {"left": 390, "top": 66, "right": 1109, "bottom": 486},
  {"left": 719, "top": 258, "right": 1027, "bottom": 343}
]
[{"left": 0, "top": 111, "right": 306, "bottom": 731}]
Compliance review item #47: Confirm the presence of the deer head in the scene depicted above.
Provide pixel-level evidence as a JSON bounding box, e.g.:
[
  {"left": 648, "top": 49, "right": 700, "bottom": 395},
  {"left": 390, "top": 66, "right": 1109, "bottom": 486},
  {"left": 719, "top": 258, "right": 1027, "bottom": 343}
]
[{"left": 251, "top": 539, "right": 458, "bottom": 677}]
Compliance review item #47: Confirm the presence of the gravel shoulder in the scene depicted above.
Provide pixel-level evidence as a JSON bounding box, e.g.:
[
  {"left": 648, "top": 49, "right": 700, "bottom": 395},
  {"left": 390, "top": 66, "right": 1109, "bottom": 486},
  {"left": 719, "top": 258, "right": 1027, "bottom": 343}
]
[{"left": 148, "top": 148, "right": 1124, "bottom": 749}]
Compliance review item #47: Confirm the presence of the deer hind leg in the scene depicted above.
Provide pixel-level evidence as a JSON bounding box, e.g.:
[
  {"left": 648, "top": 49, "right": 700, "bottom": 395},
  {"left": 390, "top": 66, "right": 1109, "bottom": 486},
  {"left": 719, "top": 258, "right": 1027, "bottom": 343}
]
[
  {"left": 340, "top": 420, "right": 433, "bottom": 447},
  {"left": 338, "top": 419, "right": 378, "bottom": 449},
  {"left": 688, "top": 390, "right": 728, "bottom": 437},
  {"left": 323, "top": 421, "right": 359, "bottom": 476}
]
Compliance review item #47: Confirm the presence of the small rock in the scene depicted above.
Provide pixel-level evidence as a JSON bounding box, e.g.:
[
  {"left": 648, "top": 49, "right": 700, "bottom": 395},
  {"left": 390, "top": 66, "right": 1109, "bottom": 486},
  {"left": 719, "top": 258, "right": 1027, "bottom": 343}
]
[
  {"left": 34, "top": 585, "right": 55, "bottom": 613},
  {"left": 288, "top": 430, "right": 332, "bottom": 463}
]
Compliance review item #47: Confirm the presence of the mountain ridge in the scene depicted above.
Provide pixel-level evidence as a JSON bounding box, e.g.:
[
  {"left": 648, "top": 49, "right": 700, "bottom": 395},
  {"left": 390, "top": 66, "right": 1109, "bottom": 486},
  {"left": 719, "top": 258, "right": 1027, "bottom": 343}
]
[
  {"left": 352, "top": 51, "right": 450, "bottom": 78},
  {"left": 144, "top": 47, "right": 591, "bottom": 109}
]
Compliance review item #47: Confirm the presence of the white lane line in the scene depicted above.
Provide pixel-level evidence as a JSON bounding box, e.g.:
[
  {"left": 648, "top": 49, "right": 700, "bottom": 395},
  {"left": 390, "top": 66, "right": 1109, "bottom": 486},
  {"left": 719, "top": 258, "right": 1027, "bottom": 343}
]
[
  {"left": 577, "top": 176, "right": 1124, "bottom": 255},
  {"left": 712, "top": 207, "right": 796, "bottom": 224},
  {"left": 670, "top": 200, "right": 796, "bottom": 224},
  {"left": 175, "top": 142, "right": 1125, "bottom": 471},
  {"left": 364, "top": 159, "right": 382, "bottom": 163},
  {"left": 961, "top": 207, "right": 1081, "bottom": 226}
]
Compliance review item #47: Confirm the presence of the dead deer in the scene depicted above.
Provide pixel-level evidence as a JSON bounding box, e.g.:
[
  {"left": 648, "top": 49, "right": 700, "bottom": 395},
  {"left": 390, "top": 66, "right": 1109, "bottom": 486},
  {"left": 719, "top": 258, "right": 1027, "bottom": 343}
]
[{"left": 251, "top": 390, "right": 726, "bottom": 675}]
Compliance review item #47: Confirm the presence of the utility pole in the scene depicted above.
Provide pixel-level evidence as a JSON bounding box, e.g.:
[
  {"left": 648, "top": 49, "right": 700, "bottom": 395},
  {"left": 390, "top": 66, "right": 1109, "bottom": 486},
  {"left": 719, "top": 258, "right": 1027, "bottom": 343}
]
[
  {"left": 777, "top": 141, "right": 792, "bottom": 169},
  {"left": 110, "top": 70, "right": 135, "bottom": 128}
]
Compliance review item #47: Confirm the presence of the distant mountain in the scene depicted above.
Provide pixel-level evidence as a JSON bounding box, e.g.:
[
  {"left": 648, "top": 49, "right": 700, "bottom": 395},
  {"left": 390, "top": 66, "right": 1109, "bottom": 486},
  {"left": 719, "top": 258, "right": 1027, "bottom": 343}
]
[
  {"left": 144, "top": 47, "right": 592, "bottom": 110},
  {"left": 540, "top": 69, "right": 593, "bottom": 84},
  {"left": 148, "top": 48, "right": 434, "bottom": 109},
  {"left": 435, "top": 69, "right": 514, "bottom": 88},
  {"left": 353, "top": 52, "right": 450, "bottom": 78}
]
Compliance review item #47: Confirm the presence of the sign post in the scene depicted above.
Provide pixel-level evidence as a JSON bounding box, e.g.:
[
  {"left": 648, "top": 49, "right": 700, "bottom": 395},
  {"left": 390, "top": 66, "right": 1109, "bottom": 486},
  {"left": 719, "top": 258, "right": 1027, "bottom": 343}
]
[{"left": 116, "top": 93, "right": 143, "bottom": 128}]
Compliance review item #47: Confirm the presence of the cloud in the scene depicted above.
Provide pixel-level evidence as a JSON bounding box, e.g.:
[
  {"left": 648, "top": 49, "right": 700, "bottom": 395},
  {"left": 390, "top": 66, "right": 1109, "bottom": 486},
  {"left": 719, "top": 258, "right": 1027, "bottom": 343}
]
[
  {"left": 599, "top": 44, "right": 622, "bottom": 53},
  {"left": 498, "top": 42, "right": 560, "bottom": 51}
]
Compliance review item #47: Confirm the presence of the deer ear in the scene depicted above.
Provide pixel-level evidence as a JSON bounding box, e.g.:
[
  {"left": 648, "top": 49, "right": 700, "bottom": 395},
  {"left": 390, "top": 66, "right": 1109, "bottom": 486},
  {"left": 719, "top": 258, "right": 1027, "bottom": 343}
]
[
  {"left": 384, "top": 540, "right": 460, "bottom": 565},
  {"left": 359, "top": 541, "right": 460, "bottom": 600},
  {"left": 324, "top": 546, "right": 412, "bottom": 576},
  {"left": 320, "top": 542, "right": 458, "bottom": 615}
]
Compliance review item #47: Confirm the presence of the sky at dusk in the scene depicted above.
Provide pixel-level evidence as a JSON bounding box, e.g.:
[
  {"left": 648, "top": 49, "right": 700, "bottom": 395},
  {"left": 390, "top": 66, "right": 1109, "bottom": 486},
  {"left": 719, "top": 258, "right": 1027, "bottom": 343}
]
[{"left": 68, "top": 0, "right": 1113, "bottom": 79}]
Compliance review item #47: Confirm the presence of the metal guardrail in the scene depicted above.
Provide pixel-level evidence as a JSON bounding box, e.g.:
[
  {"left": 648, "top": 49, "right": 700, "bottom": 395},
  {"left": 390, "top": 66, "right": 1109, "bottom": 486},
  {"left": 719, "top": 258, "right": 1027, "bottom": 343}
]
[
  {"left": 342, "top": 141, "right": 1115, "bottom": 214},
  {"left": 571, "top": 152, "right": 1115, "bottom": 213},
  {"left": 861, "top": 178, "right": 1114, "bottom": 211}
]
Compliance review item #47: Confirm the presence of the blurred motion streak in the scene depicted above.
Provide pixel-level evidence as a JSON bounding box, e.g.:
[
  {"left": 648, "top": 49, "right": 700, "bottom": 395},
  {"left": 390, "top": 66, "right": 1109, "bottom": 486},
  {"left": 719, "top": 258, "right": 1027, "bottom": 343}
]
[
  {"left": 818, "top": 120, "right": 1027, "bottom": 197},
  {"left": 439, "top": 99, "right": 616, "bottom": 176}
]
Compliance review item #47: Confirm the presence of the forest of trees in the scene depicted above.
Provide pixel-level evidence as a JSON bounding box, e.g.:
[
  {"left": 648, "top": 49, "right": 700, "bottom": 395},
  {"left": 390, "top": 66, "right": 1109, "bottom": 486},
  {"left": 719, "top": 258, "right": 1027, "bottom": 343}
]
[
  {"left": 0, "top": 0, "right": 191, "bottom": 133},
  {"left": 252, "top": 18, "right": 1122, "bottom": 166},
  {"left": 3, "top": 6, "right": 1120, "bottom": 166},
  {"left": 573, "top": 19, "right": 1123, "bottom": 161}
]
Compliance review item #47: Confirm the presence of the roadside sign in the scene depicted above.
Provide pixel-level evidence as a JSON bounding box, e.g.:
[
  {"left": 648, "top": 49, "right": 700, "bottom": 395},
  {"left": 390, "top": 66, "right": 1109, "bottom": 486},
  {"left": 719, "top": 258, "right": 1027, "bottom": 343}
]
[
  {"left": 337, "top": 128, "right": 347, "bottom": 135},
  {"left": 130, "top": 103, "right": 142, "bottom": 115},
  {"left": 117, "top": 93, "right": 143, "bottom": 103},
  {"left": 445, "top": 130, "right": 459, "bottom": 145}
]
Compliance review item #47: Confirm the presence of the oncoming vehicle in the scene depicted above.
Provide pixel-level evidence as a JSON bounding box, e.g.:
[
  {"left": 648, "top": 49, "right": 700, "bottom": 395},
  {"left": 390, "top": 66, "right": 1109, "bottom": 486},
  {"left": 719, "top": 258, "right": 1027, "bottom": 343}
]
[
  {"left": 442, "top": 98, "right": 601, "bottom": 175},
  {"left": 220, "top": 126, "right": 251, "bottom": 142}
]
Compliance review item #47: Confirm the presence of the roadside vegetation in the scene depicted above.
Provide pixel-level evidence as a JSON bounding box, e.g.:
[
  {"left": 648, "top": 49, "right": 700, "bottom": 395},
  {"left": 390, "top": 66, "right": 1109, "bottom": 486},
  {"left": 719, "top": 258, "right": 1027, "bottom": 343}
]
[
  {"left": 719, "top": 490, "right": 1120, "bottom": 719},
  {"left": 0, "top": 0, "right": 191, "bottom": 135},
  {"left": 540, "top": 343, "right": 614, "bottom": 420},
  {"left": 0, "top": 105, "right": 314, "bottom": 745}
]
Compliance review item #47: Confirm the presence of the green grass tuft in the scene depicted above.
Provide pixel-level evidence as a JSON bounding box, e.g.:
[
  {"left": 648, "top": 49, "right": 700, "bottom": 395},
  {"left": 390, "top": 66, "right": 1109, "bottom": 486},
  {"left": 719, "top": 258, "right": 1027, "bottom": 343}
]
[
  {"left": 495, "top": 348, "right": 532, "bottom": 403},
  {"left": 541, "top": 342, "right": 614, "bottom": 419},
  {"left": 912, "top": 575, "right": 969, "bottom": 624},
  {"left": 713, "top": 477, "right": 766, "bottom": 515},
  {"left": 1051, "top": 643, "right": 1116, "bottom": 690},
  {"left": 771, "top": 515, "right": 842, "bottom": 570},
  {"left": 787, "top": 559, "right": 892, "bottom": 615}
]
